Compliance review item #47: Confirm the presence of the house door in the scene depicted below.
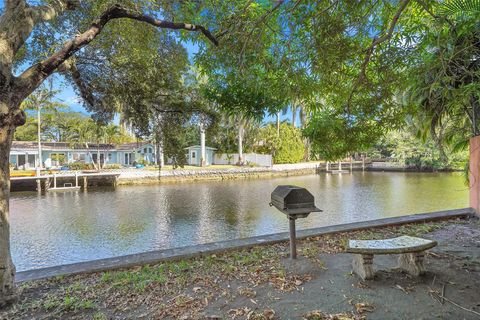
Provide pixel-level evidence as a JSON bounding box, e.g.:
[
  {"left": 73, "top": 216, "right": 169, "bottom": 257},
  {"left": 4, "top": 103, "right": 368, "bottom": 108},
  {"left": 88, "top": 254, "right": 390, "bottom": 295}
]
[
  {"left": 27, "top": 154, "right": 36, "bottom": 168},
  {"left": 17, "top": 155, "right": 26, "bottom": 168},
  {"left": 92, "top": 153, "right": 105, "bottom": 166}
]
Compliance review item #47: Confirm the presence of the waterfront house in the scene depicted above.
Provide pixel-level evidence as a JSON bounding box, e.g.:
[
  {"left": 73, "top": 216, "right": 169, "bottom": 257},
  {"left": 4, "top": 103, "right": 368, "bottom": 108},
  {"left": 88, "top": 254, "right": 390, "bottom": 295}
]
[
  {"left": 185, "top": 145, "right": 216, "bottom": 166},
  {"left": 9, "top": 141, "right": 156, "bottom": 169}
]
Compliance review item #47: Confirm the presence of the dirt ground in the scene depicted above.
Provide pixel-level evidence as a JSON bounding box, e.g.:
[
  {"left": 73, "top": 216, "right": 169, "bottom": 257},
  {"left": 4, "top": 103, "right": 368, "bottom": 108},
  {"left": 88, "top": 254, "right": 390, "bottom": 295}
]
[{"left": 1, "top": 218, "right": 479, "bottom": 319}]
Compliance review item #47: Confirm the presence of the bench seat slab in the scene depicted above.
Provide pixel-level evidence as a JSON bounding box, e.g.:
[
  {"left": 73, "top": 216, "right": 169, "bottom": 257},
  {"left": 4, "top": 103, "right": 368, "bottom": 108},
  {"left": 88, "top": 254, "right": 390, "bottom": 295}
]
[{"left": 346, "top": 236, "right": 437, "bottom": 254}]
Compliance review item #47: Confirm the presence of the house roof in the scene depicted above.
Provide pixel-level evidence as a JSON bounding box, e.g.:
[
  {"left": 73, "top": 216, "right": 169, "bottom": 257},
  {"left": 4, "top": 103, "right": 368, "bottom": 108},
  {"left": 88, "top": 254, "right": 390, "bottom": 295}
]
[
  {"left": 185, "top": 145, "right": 217, "bottom": 150},
  {"left": 11, "top": 141, "right": 151, "bottom": 151},
  {"left": 115, "top": 142, "right": 152, "bottom": 151}
]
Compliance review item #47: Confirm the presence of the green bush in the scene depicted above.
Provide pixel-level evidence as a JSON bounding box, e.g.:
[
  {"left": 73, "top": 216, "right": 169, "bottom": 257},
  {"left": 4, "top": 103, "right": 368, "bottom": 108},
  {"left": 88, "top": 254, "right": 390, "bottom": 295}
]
[
  {"left": 67, "top": 162, "right": 94, "bottom": 170},
  {"left": 103, "top": 164, "right": 121, "bottom": 169},
  {"left": 256, "top": 123, "right": 305, "bottom": 164},
  {"left": 246, "top": 161, "right": 258, "bottom": 167}
]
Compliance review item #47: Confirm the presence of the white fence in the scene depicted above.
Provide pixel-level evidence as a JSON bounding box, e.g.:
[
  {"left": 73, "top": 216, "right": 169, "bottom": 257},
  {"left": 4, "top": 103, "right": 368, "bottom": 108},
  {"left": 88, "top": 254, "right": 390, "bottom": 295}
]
[{"left": 214, "top": 153, "right": 273, "bottom": 167}]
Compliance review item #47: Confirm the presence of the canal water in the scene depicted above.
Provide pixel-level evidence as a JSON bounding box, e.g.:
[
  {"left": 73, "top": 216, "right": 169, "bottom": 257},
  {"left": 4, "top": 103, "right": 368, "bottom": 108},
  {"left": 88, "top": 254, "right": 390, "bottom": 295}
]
[{"left": 11, "top": 172, "right": 468, "bottom": 271}]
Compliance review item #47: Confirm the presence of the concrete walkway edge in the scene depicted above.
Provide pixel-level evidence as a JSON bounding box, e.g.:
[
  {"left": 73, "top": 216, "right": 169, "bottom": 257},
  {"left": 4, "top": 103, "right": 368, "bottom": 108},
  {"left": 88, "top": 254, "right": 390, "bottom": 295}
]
[{"left": 16, "top": 207, "right": 475, "bottom": 283}]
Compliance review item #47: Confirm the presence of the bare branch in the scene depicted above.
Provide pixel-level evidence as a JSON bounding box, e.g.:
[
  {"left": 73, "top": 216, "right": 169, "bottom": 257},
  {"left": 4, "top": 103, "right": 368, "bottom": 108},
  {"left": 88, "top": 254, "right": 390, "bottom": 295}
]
[{"left": 17, "top": 4, "right": 218, "bottom": 99}]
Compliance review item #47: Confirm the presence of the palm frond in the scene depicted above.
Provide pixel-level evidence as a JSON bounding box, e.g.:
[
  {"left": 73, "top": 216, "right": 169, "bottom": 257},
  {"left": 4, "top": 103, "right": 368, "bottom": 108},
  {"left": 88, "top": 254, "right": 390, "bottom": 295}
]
[{"left": 439, "top": 0, "right": 480, "bottom": 16}]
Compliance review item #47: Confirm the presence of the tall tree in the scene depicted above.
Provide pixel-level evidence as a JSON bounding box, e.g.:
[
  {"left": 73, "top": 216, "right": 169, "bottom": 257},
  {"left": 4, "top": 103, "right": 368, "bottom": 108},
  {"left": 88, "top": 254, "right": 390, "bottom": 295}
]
[
  {"left": 0, "top": 0, "right": 217, "bottom": 305},
  {"left": 19, "top": 82, "right": 63, "bottom": 167}
]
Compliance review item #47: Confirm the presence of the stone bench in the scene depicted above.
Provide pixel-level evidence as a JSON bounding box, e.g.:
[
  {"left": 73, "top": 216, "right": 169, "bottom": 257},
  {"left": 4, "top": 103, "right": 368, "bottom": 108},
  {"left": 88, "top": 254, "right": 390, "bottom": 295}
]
[{"left": 346, "top": 235, "right": 437, "bottom": 280}]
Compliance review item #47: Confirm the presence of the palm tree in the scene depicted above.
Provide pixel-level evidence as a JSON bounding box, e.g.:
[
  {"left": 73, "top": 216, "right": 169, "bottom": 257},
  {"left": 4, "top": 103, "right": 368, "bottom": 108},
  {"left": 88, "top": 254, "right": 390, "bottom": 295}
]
[{"left": 21, "top": 80, "right": 61, "bottom": 169}]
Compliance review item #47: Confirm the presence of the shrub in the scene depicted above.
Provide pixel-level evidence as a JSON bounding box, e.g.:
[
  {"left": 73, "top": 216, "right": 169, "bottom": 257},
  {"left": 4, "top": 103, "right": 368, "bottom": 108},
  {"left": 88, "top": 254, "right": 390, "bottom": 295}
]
[
  {"left": 103, "top": 164, "right": 121, "bottom": 169},
  {"left": 246, "top": 161, "right": 258, "bottom": 167},
  {"left": 256, "top": 123, "right": 305, "bottom": 164},
  {"left": 67, "top": 162, "right": 94, "bottom": 170}
]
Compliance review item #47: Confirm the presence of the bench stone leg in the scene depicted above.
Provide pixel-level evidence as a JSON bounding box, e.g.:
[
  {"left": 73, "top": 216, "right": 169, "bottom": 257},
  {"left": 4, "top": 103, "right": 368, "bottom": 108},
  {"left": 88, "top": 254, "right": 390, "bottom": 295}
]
[
  {"left": 398, "top": 252, "right": 426, "bottom": 276},
  {"left": 352, "top": 254, "right": 374, "bottom": 280}
]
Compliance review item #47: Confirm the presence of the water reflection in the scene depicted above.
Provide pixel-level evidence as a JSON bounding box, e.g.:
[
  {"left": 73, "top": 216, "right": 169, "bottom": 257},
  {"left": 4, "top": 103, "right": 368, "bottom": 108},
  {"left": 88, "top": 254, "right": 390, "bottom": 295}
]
[{"left": 10, "top": 172, "right": 468, "bottom": 271}]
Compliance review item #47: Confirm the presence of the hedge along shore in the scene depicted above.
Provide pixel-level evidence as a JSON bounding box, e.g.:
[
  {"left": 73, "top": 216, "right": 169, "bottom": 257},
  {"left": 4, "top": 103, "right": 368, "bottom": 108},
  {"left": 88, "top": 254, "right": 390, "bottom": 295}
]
[{"left": 116, "top": 162, "right": 324, "bottom": 185}]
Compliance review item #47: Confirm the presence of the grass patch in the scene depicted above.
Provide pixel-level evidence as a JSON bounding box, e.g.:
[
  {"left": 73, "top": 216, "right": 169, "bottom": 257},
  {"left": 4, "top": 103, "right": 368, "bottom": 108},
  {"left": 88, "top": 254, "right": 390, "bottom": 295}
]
[
  {"left": 42, "top": 294, "right": 95, "bottom": 312},
  {"left": 101, "top": 265, "right": 168, "bottom": 291}
]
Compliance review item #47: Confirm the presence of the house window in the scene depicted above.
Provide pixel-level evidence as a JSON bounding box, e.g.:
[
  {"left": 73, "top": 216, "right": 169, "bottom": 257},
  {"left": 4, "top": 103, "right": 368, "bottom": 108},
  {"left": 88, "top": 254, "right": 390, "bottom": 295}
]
[
  {"left": 27, "top": 155, "right": 36, "bottom": 167},
  {"left": 108, "top": 153, "right": 112, "bottom": 161},
  {"left": 144, "top": 148, "right": 147, "bottom": 153},
  {"left": 124, "top": 153, "right": 129, "bottom": 164},
  {"left": 191, "top": 151, "right": 196, "bottom": 159},
  {"left": 51, "top": 153, "right": 66, "bottom": 166},
  {"left": 17, "top": 155, "right": 25, "bottom": 167},
  {"left": 73, "top": 153, "right": 86, "bottom": 162}
]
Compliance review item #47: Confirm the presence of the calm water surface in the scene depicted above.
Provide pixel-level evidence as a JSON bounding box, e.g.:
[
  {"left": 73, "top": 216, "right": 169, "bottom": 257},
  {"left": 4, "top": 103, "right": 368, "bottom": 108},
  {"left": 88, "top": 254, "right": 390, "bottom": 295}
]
[{"left": 11, "top": 172, "right": 468, "bottom": 271}]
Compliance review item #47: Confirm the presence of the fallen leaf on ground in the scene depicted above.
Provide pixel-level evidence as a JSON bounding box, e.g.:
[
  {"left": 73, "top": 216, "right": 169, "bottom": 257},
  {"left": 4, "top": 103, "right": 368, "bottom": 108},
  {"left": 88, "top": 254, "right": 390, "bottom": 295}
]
[
  {"left": 354, "top": 302, "right": 375, "bottom": 314},
  {"left": 303, "top": 309, "right": 362, "bottom": 320}
]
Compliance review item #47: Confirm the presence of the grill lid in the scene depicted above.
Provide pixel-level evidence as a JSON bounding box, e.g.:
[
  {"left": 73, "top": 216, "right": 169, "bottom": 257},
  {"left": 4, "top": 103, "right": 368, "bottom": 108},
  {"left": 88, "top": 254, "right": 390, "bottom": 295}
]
[{"left": 270, "top": 185, "right": 322, "bottom": 215}]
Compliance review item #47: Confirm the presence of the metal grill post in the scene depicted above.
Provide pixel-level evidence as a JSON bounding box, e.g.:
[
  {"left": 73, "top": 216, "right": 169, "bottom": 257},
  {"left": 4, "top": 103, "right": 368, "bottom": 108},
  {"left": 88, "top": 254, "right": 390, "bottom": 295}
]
[{"left": 289, "top": 217, "right": 297, "bottom": 259}]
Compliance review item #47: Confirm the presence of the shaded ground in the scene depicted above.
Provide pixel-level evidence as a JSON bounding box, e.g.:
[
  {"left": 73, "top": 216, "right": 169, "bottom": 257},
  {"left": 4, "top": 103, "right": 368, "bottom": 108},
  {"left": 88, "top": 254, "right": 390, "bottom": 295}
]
[{"left": 1, "top": 218, "right": 479, "bottom": 319}]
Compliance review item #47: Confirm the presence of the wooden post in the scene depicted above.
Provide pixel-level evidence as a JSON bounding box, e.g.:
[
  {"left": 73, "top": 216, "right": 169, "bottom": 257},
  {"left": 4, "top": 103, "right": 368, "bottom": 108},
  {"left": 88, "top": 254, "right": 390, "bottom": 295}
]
[
  {"left": 326, "top": 161, "right": 329, "bottom": 171},
  {"left": 350, "top": 157, "right": 353, "bottom": 173},
  {"left": 362, "top": 155, "right": 365, "bottom": 172},
  {"left": 83, "top": 176, "right": 88, "bottom": 191},
  {"left": 469, "top": 136, "right": 480, "bottom": 216},
  {"left": 75, "top": 172, "right": 79, "bottom": 188},
  {"left": 338, "top": 161, "right": 342, "bottom": 171},
  {"left": 53, "top": 173, "right": 57, "bottom": 189}
]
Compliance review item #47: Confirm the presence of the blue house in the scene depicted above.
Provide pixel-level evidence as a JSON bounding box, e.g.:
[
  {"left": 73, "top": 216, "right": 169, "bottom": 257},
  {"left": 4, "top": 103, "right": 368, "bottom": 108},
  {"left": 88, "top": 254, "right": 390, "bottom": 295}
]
[{"left": 9, "top": 141, "right": 156, "bottom": 169}]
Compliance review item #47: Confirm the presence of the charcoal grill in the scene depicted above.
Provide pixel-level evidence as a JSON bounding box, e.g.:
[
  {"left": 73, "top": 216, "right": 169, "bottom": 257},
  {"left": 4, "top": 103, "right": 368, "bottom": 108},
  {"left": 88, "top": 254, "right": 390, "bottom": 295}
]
[{"left": 270, "top": 185, "right": 322, "bottom": 259}]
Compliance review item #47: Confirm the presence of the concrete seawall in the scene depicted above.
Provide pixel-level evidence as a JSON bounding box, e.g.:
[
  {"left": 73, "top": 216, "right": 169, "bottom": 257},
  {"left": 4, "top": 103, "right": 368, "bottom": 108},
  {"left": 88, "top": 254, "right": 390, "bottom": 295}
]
[
  {"left": 116, "top": 162, "right": 324, "bottom": 185},
  {"left": 16, "top": 208, "right": 474, "bottom": 283}
]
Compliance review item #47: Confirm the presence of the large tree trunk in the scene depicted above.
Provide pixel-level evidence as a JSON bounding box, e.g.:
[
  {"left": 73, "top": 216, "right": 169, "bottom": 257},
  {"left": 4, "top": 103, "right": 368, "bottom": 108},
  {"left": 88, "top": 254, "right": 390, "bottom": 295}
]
[{"left": 0, "top": 108, "right": 19, "bottom": 307}]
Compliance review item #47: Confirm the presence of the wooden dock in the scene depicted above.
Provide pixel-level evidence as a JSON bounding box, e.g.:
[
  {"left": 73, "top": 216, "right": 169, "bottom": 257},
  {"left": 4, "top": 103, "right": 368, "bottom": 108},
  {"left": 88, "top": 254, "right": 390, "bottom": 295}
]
[
  {"left": 10, "top": 172, "right": 120, "bottom": 192},
  {"left": 323, "top": 158, "right": 369, "bottom": 173}
]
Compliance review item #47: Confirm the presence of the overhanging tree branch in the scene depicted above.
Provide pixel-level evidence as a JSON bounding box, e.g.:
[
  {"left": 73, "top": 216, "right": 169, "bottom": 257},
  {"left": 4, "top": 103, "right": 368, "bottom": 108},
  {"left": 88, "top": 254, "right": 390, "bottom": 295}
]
[
  {"left": 17, "top": 4, "right": 218, "bottom": 98},
  {"left": 28, "top": 0, "right": 80, "bottom": 23},
  {"left": 358, "top": 0, "right": 411, "bottom": 83},
  {"left": 347, "top": 0, "right": 411, "bottom": 109}
]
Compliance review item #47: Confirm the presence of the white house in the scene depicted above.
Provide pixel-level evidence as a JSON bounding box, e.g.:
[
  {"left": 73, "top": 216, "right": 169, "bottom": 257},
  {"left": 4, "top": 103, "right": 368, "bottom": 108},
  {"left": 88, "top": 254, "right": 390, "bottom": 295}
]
[{"left": 185, "top": 145, "right": 216, "bottom": 166}]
